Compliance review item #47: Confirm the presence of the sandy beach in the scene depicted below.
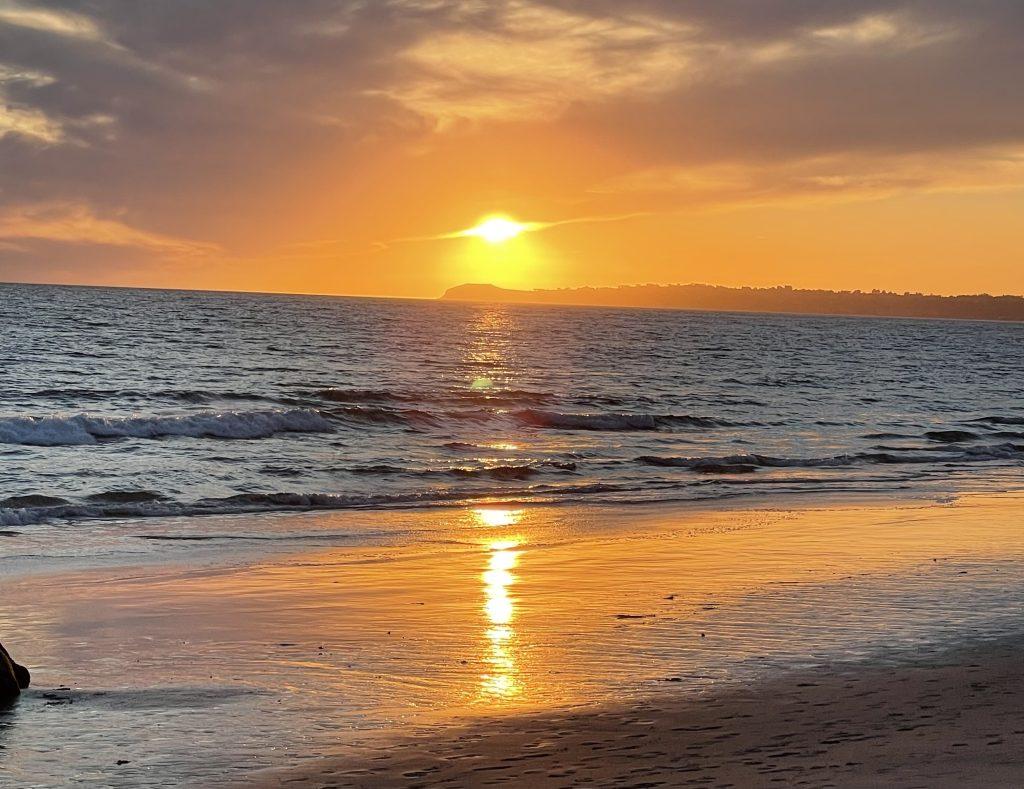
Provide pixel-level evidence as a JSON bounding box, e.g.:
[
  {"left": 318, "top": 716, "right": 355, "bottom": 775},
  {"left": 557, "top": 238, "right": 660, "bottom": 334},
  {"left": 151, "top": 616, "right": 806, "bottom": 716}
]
[
  {"left": 253, "top": 635, "right": 1024, "bottom": 788},
  {"left": 2, "top": 491, "right": 1024, "bottom": 786}
]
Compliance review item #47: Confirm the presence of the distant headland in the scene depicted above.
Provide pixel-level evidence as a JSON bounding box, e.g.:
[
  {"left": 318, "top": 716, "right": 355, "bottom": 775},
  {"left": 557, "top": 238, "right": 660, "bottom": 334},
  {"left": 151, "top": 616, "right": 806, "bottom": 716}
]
[{"left": 441, "top": 283, "right": 1024, "bottom": 322}]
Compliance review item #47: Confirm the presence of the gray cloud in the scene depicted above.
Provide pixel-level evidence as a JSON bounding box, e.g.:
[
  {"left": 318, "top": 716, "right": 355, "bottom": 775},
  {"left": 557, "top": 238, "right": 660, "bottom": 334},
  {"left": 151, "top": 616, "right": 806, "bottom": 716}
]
[{"left": 559, "top": 2, "right": 1024, "bottom": 164}]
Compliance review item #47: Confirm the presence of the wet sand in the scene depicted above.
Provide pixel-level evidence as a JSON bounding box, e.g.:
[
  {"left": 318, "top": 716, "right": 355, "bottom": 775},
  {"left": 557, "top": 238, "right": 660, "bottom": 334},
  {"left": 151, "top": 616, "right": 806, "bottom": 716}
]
[
  {"left": 253, "top": 636, "right": 1024, "bottom": 788},
  {"left": 2, "top": 492, "right": 1024, "bottom": 786}
]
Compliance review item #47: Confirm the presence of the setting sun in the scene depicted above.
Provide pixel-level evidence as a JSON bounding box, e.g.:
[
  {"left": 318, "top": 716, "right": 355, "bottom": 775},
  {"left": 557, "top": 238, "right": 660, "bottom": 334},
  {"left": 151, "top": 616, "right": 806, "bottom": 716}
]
[
  {"left": 445, "top": 214, "right": 547, "bottom": 290},
  {"left": 464, "top": 216, "right": 527, "bottom": 244}
]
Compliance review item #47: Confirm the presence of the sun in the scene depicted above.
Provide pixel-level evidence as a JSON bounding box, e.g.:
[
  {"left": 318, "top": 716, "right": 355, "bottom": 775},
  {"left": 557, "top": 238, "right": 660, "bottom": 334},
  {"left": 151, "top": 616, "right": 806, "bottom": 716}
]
[
  {"left": 447, "top": 213, "right": 544, "bottom": 288},
  {"left": 464, "top": 216, "right": 527, "bottom": 244}
]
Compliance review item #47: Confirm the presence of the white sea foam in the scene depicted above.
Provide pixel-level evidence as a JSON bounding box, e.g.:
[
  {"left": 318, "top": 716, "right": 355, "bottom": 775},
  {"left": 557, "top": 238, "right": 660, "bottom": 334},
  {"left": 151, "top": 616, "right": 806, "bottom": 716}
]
[{"left": 0, "top": 408, "right": 334, "bottom": 446}]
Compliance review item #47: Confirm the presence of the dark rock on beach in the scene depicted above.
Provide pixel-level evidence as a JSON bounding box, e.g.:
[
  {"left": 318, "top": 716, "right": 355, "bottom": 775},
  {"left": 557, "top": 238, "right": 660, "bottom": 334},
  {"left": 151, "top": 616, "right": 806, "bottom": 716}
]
[{"left": 0, "top": 641, "right": 31, "bottom": 701}]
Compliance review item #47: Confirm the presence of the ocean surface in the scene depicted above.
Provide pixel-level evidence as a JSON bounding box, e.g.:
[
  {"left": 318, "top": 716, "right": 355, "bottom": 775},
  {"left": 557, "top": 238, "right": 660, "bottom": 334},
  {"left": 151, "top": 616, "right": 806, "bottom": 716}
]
[{"left": 1, "top": 283, "right": 1023, "bottom": 530}]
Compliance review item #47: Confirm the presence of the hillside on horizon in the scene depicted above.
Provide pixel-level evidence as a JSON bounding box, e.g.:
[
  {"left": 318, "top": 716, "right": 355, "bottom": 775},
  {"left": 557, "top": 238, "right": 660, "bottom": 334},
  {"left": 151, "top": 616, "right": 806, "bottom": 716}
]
[{"left": 441, "top": 283, "right": 1024, "bottom": 322}]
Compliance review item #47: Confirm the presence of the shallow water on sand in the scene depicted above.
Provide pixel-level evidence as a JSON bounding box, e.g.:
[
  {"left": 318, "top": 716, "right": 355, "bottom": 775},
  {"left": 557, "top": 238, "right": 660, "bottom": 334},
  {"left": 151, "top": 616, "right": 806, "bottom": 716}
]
[{"left": 2, "top": 493, "right": 1024, "bottom": 787}]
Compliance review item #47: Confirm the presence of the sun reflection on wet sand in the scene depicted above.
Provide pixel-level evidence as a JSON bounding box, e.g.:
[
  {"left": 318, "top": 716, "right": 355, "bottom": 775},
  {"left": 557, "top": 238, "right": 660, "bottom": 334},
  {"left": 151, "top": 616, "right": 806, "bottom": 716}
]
[{"left": 475, "top": 509, "right": 524, "bottom": 701}]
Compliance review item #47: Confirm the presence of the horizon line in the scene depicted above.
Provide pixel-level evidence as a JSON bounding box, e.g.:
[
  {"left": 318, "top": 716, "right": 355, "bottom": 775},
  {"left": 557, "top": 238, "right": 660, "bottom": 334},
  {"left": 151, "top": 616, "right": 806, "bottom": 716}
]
[{"left": 2, "top": 278, "right": 1021, "bottom": 301}]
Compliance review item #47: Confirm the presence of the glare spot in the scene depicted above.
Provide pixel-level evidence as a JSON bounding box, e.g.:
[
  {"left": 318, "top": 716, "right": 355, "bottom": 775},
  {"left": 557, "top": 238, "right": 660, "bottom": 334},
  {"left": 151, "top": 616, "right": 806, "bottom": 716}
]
[
  {"left": 464, "top": 216, "right": 527, "bottom": 244},
  {"left": 474, "top": 509, "right": 521, "bottom": 528}
]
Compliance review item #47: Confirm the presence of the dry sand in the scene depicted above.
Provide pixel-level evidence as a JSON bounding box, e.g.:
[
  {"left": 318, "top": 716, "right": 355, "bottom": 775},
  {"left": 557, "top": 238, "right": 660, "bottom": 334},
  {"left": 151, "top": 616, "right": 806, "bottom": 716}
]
[{"left": 254, "top": 636, "right": 1024, "bottom": 788}]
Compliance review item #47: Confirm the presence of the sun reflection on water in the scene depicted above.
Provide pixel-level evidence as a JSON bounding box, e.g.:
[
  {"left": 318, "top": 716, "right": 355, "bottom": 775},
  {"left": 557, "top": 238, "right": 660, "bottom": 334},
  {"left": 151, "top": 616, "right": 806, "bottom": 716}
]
[{"left": 462, "top": 305, "right": 517, "bottom": 393}]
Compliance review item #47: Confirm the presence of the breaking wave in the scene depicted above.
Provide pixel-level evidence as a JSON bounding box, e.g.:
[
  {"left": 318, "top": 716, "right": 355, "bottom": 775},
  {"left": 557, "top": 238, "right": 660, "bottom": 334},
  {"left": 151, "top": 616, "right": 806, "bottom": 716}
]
[
  {"left": 3, "top": 442, "right": 1021, "bottom": 526},
  {"left": 0, "top": 408, "right": 334, "bottom": 446},
  {"left": 0, "top": 387, "right": 300, "bottom": 406},
  {"left": 0, "top": 481, "right": 627, "bottom": 527}
]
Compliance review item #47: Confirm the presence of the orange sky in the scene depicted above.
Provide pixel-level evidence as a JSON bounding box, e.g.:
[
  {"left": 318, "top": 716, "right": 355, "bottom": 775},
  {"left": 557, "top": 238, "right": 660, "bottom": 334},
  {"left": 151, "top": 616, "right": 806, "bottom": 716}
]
[{"left": 1, "top": 2, "right": 1023, "bottom": 297}]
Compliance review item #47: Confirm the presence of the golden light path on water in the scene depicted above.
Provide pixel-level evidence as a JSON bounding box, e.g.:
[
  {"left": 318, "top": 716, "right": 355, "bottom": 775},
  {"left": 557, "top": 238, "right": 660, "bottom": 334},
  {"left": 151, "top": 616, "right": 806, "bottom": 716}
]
[
  {"left": 474, "top": 508, "right": 525, "bottom": 701},
  {"left": 465, "top": 302, "right": 528, "bottom": 701}
]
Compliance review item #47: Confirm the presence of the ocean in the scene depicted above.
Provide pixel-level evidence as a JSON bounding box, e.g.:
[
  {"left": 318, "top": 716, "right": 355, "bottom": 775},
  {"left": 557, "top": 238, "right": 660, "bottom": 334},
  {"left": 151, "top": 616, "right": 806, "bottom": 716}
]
[{"left": 2, "top": 282, "right": 1022, "bottom": 532}]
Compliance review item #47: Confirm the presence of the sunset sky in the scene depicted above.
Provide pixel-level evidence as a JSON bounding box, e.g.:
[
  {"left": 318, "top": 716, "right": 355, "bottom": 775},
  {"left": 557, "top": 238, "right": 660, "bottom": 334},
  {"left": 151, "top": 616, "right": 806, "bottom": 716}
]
[{"left": 1, "top": 1, "right": 1022, "bottom": 297}]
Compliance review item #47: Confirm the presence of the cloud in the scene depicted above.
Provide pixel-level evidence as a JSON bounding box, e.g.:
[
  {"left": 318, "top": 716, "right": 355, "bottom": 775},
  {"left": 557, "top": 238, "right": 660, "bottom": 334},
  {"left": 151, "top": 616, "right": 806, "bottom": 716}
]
[
  {"left": 384, "top": 1, "right": 694, "bottom": 124},
  {"left": 551, "top": 3, "right": 1024, "bottom": 170},
  {"left": 0, "top": 1, "right": 102, "bottom": 40},
  {"left": 745, "top": 9, "right": 963, "bottom": 65},
  {"left": 0, "top": 62, "right": 62, "bottom": 142},
  {"left": 0, "top": 101, "right": 61, "bottom": 142},
  {"left": 383, "top": 2, "right": 967, "bottom": 126},
  {"left": 590, "top": 146, "right": 1024, "bottom": 212},
  {"left": 0, "top": 203, "right": 220, "bottom": 256}
]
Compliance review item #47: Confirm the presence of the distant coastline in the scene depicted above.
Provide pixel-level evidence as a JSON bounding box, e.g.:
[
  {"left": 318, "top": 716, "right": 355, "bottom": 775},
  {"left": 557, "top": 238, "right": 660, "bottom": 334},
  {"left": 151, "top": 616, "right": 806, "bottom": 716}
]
[{"left": 441, "top": 283, "right": 1024, "bottom": 322}]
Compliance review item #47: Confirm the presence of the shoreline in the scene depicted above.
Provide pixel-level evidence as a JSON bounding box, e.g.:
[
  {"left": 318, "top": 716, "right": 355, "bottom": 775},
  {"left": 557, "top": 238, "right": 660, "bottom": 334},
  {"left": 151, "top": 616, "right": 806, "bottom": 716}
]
[
  {"left": 0, "top": 484, "right": 1008, "bottom": 581},
  {"left": 2, "top": 491, "right": 1024, "bottom": 786}
]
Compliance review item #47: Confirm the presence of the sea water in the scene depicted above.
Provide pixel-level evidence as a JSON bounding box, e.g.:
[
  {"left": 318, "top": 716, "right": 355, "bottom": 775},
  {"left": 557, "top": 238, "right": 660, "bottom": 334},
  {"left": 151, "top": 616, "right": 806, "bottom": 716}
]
[{"left": 1, "top": 283, "right": 1021, "bottom": 535}]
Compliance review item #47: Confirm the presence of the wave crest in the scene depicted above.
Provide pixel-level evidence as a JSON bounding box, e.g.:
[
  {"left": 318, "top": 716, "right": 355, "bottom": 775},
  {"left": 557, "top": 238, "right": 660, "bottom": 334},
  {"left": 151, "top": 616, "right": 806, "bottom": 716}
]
[
  {"left": 514, "top": 409, "right": 732, "bottom": 431},
  {"left": 637, "top": 453, "right": 854, "bottom": 471},
  {"left": 0, "top": 408, "right": 334, "bottom": 446},
  {"left": 637, "top": 442, "right": 1024, "bottom": 471}
]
